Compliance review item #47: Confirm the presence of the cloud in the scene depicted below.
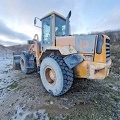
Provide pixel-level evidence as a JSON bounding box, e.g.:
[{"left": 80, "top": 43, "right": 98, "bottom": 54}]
[
  {"left": 93, "top": 8, "right": 120, "bottom": 32},
  {"left": 0, "top": 0, "right": 95, "bottom": 35},
  {"left": 0, "top": 0, "right": 120, "bottom": 47},
  {"left": 0, "top": 20, "right": 31, "bottom": 41},
  {"left": 0, "top": 39, "right": 21, "bottom": 46}
]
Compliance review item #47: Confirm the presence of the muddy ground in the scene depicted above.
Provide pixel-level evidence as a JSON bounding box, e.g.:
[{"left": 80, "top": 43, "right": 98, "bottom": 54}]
[{"left": 0, "top": 57, "right": 120, "bottom": 120}]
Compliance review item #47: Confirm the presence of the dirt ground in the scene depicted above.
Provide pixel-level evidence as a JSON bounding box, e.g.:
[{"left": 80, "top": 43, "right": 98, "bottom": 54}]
[{"left": 0, "top": 57, "right": 120, "bottom": 120}]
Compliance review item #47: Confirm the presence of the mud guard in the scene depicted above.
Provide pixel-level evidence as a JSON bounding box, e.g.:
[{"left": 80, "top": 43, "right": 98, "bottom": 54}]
[{"left": 63, "top": 54, "right": 83, "bottom": 69}]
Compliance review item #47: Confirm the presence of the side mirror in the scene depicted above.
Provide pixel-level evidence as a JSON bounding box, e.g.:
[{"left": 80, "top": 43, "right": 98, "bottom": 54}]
[
  {"left": 96, "top": 35, "right": 104, "bottom": 54},
  {"left": 34, "top": 17, "right": 42, "bottom": 29}
]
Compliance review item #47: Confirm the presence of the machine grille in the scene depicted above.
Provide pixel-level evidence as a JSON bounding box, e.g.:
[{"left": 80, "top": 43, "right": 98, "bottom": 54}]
[{"left": 106, "top": 39, "right": 110, "bottom": 62}]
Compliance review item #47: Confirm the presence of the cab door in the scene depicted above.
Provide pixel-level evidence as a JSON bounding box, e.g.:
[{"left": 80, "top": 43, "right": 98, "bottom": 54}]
[{"left": 41, "top": 16, "right": 52, "bottom": 51}]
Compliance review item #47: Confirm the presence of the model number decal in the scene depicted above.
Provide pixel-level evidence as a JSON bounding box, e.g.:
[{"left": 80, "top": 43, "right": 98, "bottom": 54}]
[{"left": 79, "top": 40, "right": 90, "bottom": 50}]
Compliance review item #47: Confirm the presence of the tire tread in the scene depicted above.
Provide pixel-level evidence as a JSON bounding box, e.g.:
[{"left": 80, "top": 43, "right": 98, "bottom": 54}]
[
  {"left": 50, "top": 55, "right": 73, "bottom": 96},
  {"left": 20, "top": 53, "right": 35, "bottom": 74}
]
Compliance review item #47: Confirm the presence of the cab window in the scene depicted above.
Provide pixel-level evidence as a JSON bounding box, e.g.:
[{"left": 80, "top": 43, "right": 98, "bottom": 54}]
[
  {"left": 55, "top": 16, "right": 66, "bottom": 36},
  {"left": 42, "top": 16, "right": 51, "bottom": 43}
]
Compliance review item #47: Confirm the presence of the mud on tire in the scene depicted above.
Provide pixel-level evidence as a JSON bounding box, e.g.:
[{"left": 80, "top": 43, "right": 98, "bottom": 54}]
[{"left": 40, "top": 56, "right": 73, "bottom": 96}]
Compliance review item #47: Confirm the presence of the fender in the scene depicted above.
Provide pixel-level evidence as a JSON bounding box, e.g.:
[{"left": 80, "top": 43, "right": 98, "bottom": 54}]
[
  {"left": 45, "top": 45, "right": 77, "bottom": 55},
  {"left": 44, "top": 46, "right": 83, "bottom": 69},
  {"left": 63, "top": 54, "right": 84, "bottom": 69}
]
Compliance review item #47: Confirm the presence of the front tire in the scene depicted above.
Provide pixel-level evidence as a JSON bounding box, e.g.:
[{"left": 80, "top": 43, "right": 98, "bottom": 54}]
[{"left": 40, "top": 56, "right": 73, "bottom": 96}]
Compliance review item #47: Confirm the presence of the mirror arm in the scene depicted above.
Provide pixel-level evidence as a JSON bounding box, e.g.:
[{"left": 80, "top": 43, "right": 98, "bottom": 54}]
[
  {"left": 34, "top": 25, "right": 42, "bottom": 29},
  {"left": 35, "top": 17, "right": 41, "bottom": 21}
]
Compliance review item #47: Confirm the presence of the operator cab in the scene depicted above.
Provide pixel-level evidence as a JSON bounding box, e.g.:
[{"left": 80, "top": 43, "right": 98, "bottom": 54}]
[{"left": 34, "top": 11, "right": 71, "bottom": 50}]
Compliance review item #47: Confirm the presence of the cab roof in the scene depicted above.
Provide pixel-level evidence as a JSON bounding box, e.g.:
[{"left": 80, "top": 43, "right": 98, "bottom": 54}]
[{"left": 40, "top": 11, "right": 66, "bottom": 21}]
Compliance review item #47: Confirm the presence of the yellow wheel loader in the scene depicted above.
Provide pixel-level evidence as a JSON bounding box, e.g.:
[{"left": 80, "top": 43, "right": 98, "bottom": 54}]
[{"left": 13, "top": 11, "right": 111, "bottom": 96}]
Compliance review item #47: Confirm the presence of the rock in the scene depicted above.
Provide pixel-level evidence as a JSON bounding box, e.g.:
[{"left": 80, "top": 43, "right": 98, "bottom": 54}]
[
  {"left": 62, "top": 105, "right": 69, "bottom": 109},
  {"left": 60, "top": 98, "right": 68, "bottom": 101},
  {"left": 63, "top": 106, "right": 69, "bottom": 109},
  {"left": 50, "top": 101, "right": 54, "bottom": 105},
  {"left": 19, "top": 112, "right": 23, "bottom": 116}
]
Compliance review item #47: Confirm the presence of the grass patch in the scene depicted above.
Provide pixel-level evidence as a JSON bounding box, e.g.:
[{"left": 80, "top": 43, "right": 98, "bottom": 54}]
[
  {"left": 7, "top": 82, "right": 18, "bottom": 89},
  {"left": 65, "top": 114, "right": 73, "bottom": 120},
  {"left": 49, "top": 116, "right": 54, "bottom": 120},
  {"left": 111, "top": 94, "right": 120, "bottom": 102},
  {"left": 111, "top": 52, "right": 120, "bottom": 57}
]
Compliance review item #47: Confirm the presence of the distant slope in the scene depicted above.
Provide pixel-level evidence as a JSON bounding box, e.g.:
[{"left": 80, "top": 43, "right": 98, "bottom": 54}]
[
  {"left": 7, "top": 44, "right": 29, "bottom": 54},
  {"left": 105, "top": 31, "right": 120, "bottom": 74},
  {"left": 0, "top": 44, "right": 13, "bottom": 58},
  {"left": 91, "top": 30, "right": 120, "bottom": 43},
  {"left": 0, "top": 44, "right": 29, "bottom": 58}
]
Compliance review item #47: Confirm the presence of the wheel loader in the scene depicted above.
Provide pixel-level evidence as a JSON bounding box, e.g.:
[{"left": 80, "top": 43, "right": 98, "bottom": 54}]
[{"left": 13, "top": 11, "right": 111, "bottom": 96}]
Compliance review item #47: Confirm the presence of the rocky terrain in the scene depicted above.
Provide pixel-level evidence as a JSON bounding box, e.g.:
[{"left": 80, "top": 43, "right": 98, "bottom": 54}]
[
  {"left": 0, "top": 56, "right": 120, "bottom": 120},
  {"left": 0, "top": 31, "right": 120, "bottom": 120}
]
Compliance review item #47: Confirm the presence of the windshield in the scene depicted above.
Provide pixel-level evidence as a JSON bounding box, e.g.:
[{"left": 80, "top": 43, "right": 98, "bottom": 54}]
[{"left": 55, "top": 16, "right": 66, "bottom": 36}]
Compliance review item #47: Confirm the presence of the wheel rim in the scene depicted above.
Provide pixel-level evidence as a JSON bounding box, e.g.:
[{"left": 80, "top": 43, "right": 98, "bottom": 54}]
[{"left": 45, "top": 67, "right": 56, "bottom": 85}]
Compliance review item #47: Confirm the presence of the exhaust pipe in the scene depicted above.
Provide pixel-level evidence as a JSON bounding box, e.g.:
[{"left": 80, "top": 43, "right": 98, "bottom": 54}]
[{"left": 65, "top": 11, "right": 71, "bottom": 36}]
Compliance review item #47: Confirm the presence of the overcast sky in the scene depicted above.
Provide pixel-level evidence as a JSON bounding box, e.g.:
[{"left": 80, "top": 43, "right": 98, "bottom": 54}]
[{"left": 0, "top": 0, "right": 120, "bottom": 46}]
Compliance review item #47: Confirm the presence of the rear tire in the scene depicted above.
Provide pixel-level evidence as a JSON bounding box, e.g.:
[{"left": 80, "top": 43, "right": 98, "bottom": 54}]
[
  {"left": 40, "top": 56, "right": 73, "bottom": 96},
  {"left": 20, "top": 53, "right": 34, "bottom": 74},
  {"left": 13, "top": 60, "right": 20, "bottom": 70}
]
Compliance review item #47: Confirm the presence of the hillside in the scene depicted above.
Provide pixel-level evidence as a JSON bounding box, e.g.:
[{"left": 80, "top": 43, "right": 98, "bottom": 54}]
[
  {"left": 0, "top": 44, "right": 29, "bottom": 58},
  {"left": 106, "top": 31, "right": 120, "bottom": 74},
  {"left": 7, "top": 44, "right": 29, "bottom": 54},
  {"left": 0, "top": 44, "right": 13, "bottom": 58}
]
